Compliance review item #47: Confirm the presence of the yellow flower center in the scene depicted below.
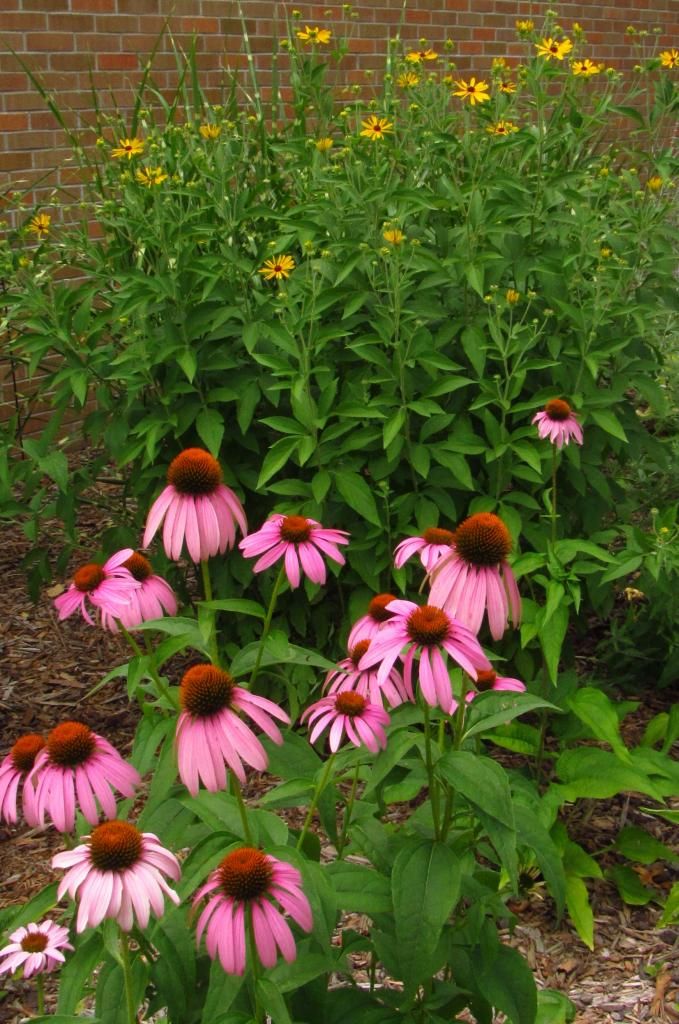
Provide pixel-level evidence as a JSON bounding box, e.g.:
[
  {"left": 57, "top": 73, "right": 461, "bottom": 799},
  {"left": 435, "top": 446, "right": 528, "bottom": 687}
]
[
  {"left": 218, "top": 847, "right": 273, "bottom": 900},
  {"left": 90, "top": 820, "right": 143, "bottom": 871},
  {"left": 167, "top": 448, "right": 222, "bottom": 495},
  {"left": 180, "top": 665, "right": 235, "bottom": 717}
]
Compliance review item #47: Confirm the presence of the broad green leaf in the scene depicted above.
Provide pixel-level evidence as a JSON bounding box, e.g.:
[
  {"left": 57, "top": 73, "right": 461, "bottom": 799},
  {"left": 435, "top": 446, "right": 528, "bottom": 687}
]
[
  {"left": 464, "top": 692, "right": 559, "bottom": 740},
  {"left": 334, "top": 469, "right": 381, "bottom": 526},
  {"left": 383, "top": 407, "right": 406, "bottom": 448},
  {"left": 198, "top": 598, "right": 265, "bottom": 619},
  {"left": 658, "top": 882, "right": 679, "bottom": 927},
  {"left": 196, "top": 407, "right": 225, "bottom": 457},
  {"left": 392, "top": 838, "right": 461, "bottom": 994},
  {"left": 555, "top": 748, "right": 665, "bottom": 802},
  {"left": 257, "top": 979, "right": 293, "bottom": 1024},
  {"left": 57, "top": 932, "right": 105, "bottom": 1014},
  {"left": 475, "top": 943, "right": 538, "bottom": 1024},
  {"left": 565, "top": 875, "right": 594, "bottom": 949},
  {"left": 539, "top": 603, "right": 569, "bottom": 683},
  {"left": 257, "top": 436, "right": 300, "bottom": 488},
  {"left": 201, "top": 959, "right": 244, "bottom": 1023},
  {"left": 613, "top": 826, "right": 677, "bottom": 865},
  {"left": 590, "top": 409, "right": 628, "bottom": 442},
  {"left": 606, "top": 865, "right": 656, "bottom": 906},
  {"left": 536, "top": 989, "right": 576, "bottom": 1024},
  {"left": 567, "top": 687, "right": 631, "bottom": 762},
  {"left": 514, "top": 805, "right": 566, "bottom": 918},
  {"left": 325, "top": 861, "right": 392, "bottom": 914}
]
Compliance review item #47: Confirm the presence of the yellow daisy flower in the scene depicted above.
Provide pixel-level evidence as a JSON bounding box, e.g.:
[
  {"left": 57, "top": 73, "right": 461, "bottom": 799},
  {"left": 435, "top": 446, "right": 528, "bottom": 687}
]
[
  {"left": 486, "top": 120, "right": 519, "bottom": 136},
  {"left": 111, "top": 137, "right": 145, "bottom": 159},
  {"left": 296, "top": 26, "right": 331, "bottom": 44},
  {"left": 360, "top": 115, "right": 394, "bottom": 141},
  {"left": 397, "top": 71, "right": 420, "bottom": 88},
  {"left": 452, "top": 77, "right": 490, "bottom": 105},
  {"left": 28, "top": 212, "right": 50, "bottom": 237},
  {"left": 646, "top": 176, "right": 664, "bottom": 191},
  {"left": 660, "top": 49, "right": 679, "bottom": 68},
  {"left": 505, "top": 289, "right": 520, "bottom": 304},
  {"left": 535, "top": 37, "right": 573, "bottom": 60},
  {"left": 315, "top": 137, "right": 334, "bottom": 151},
  {"left": 135, "top": 166, "right": 168, "bottom": 187},
  {"left": 498, "top": 78, "right": 517, "bottom": 94},
  {"left": 258, "top": 254, "right": 296, "bottom": 281},
  {"left": 199, "top": 123, "right": 222, "bottom": 139},
  {"left": 405, "top": 49, "right": 437, "bottom": 63},
  {"left": 515, "top": 19, "right": 534, "bottom": 34},
  {"left": 383, "top": 228, "right": 405, "bottom": 245},
  {"left": 571, "top": 58, "right": 600, "bottom": 76}
]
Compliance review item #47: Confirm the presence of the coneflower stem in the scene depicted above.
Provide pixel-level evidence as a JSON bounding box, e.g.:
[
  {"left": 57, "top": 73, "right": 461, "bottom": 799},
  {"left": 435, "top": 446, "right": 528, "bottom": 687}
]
[
  {"left": 231, "top": 776, "right": 254, "bottom": 845},
  {"left": 200, "top": 560, "right": 220, "bottom": 666},
  {"left": 36, "top": 973, "right": 45, "bottom": 1015},
  {"left": 117, "top": 620, "right": 172, "bottom": 709},
  {"left": 440, "top": 686, "right": 467, "bottom": 842},
  {"left": 246, "top": 906, "right": 264, "bottom": 1023},
  {"left": 249, "top": 564, "right": 286, "bottom": 690},
  {"left": 336, "top": 764, "right": 361, "bottom": 859},
  {"left": 423, "top": 704, "right": 441, "bottom": 840},
  {"left": 550, "top": 445, "right": 558, "bottom": 544},
  {"left": 296, "top": 754, "right": 336, "bottom": 851},
  {"left": 119, "top": 928, "right": 137, "bottom": 1024},
  {"left": 141, "top": 632, "right": 175, "bottom": 708}
]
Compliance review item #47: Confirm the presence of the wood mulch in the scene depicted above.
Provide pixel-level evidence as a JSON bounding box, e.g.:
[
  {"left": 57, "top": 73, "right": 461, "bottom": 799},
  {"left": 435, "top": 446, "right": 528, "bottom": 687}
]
[{"left": 0, "top": 513, "right": 677, "bottom": 1024}]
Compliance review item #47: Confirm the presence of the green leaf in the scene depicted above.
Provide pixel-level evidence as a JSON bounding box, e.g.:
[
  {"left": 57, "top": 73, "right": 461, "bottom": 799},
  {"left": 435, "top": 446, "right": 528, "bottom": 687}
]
[
  {"left": 257, "top": 436, "right": 300, "bottom": 488},
  {"left": 612, "top": 826, "right": 677, "bottom": 865},
  {"left": 383, "top": 407, "right": 406, "bottom": 448},
  {"left": 177, "top": 348, "right": 197, "bottom": 382},
  {"left": 196, "top": 407, "right": 225, "bottom": 457},
  {"left": 464, "top": 692, "right": 559, "bottom": 740},
  {"left": 658, "top": 881, "right": 679, "bottom": 927},
  {"left": 565, "top": 875, "right": 594, "bottom": 949},
  {"left": 539, "top": 603, "right": 569, "bottom": 683},
  {"left": 32, "top": 1018, "right": 102, "bottom": 1023},
  {"left": 392, "top": 838, "right": 461, "bottom": 995},
  {"left": 590, "top": 409, "right": 628, "bottom": 442},
  {"left": 334, "top": 469, "right": 381, "bottom": 527},
  {"left": 150, "top": 906, "right": 197, "bottom": 1021},
  {"left": 555, "top": 748, "right": 665, "bottom": 802},
  {"left": 362, "top": 728, "right": 418, "bottom": 797},
  {"left": 476, "top": 943, "right": 537, "bottom": 1024},
  {"left": 201, "top": 959, "right": 244, "bottom": 1023},
  {"left": 465, "top": 262, "right": 485, "bottom": 298},
  {"left": 57, "top": 932, "right": 105, "bottom": 1014},
  {"left": 606, "top": 865, "right": 656, "bottom": 906},
  {"left": 267, "top": 952, "right": 333, "bottom": 993},
  {"left": 536, "top": 989, "right": 576, "bottom": 1024},
  {"left": 567, "top": 687, "right": 631, "bottom": 762},
  {"left": 514, "top": 805, "right": 566, "bottom": 918},
  {"left": 0, "top": 882, "right": 59, "bottom": 934},
  {"left": 325, "top": 861, "right": 392, "bottom": 914},
  {"left": 198, "top": 598, "right": 265, "bottom": 619}
]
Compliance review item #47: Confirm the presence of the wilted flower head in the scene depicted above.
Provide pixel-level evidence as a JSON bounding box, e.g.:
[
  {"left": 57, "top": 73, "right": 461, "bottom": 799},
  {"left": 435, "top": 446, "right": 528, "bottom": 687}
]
[
  {"left": 429, "top": 513, "right": 521, "bottom": 640},
  {"left": 465, "top": 668, "right": 526, "bottom": 702},
  {"left": 394, "top": 527, "right": 455, "bottom": 571},
  {"left": 143, "top": 448, "right": 247, "bottom": 562},
  {"left": 532, "top": 398, "right": 583, "bottom": 448},
  {"left": 177, "top": 664, "right": 289, "bottom": 795},
  {"left": 100, "top": 551, "right": 177, "bottom": 631},
  {"left": 0, "top": 920, "right": 73, "bottom": 979},
  {"left": 302, "top": 691, "right": 390, "bottom": 752},
  {"left": 53, "top": 820, "right": 181, "bottom": 931},
  {"left": 194, "top": 848, "right": 312, "bottom": 974},
  {"left": 0, "top": 733, "right": 45, "bottom": 826},
  {"left": 239, "top": 514, "right": 349, "bottom": 589},
  {"left": 29, "top": 722, "right": 141, "bottom": 832},
  {"left": 348, "top": 592, "right": 398, "bottom": 648},
  {"left": 54, "top": 549, "right": 139, "bottom": 627}
]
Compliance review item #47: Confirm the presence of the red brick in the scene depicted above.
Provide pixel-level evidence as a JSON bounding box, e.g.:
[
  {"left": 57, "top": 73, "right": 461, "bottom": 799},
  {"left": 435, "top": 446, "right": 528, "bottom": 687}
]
[
  {"left": 97, "top": 53, "right": 138, "bottom": 71},
  {"left": 47, "top": 13, "right": 95, "bottom": 32},
  {"left": 25, "top": 33, "right": 75, "bottom": 51},
  {"left": 0, "top": 112, "right": 30, "bottom": 130}
]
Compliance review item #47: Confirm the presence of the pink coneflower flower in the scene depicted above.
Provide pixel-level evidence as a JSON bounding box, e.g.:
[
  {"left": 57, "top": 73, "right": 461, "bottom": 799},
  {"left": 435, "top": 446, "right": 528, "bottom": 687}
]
[
  {"left": 0, "top": 733, "right": 44, "bottom": 826},
  {"left": 465, "top": 668, "right": 526, "bottom": 702},
  {"left": 194, "top": 847, "right": 312, "bottom": 974},
  {"left": 359, "top": 600, "right": 491, "bottom": 714},
  {"left": 347, "top": 593, "right": 398, "bottom": 648},
  {"left": 143, "top": 448, "right": 247, "bottom": 562},
  {"left": 532, "top": 398, "right": 583, "bottom": 449},
  {"left": 323, "top": 638, "right": 413, "bottom": 708},
  {"left": 54, "top": 549, "right": 139, "bottom": 626},
  {"left": 428, "top": 512, "right": 521, "bottom": 641},
  {"left": 52, "top": 820, "right": 181, "bottom": 932},
  {"left": 239, "top": 514, "right": 349, "bottom": 589},
  {"left": 176, "top": 665, "right": 289, "bottom": 796},
  {"left": 394, "top": 527, "right": 455, "bottom": 571},
  {"left": 28, "top": 722, "right": 141, "bottom": 833},
  {"left": 0, "top": 920, "right": 73, "bottom": 979},
  {"left": 100, "top": 551, "right": 177, "bottom": 631},
  {"left": 301, "top": 691, "right": 390, "bottom": 752}
]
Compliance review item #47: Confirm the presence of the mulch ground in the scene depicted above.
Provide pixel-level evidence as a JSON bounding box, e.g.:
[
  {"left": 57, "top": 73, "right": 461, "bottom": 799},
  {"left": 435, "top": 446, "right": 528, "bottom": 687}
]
[{"left": 0, "top": 513, "right": 677, "bottom": 1024}]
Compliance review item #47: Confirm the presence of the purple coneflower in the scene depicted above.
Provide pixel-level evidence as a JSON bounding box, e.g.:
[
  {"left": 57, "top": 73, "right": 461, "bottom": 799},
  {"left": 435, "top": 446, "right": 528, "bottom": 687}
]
[
  {"left": 194, "top": 847, "right": 312, "bottom": 974},
  {"left": 359, "top": 600, "right": 491, "bottom": 714},
  {"left": 532, "top": 398, "right": 583, "bottom": 448},
  {"left": 323, "top": 638, "right": 413, "bottom": 708},
  {"left": 302, "top": 691, "right": 390, "bottom": 753},
  {"left": 239, "top": 514, "right": 349, "bottom": 589},
  {"left": 29, "top": 722, "right": 141, "bottom": 833},
  {"left": 52, "top": 820, "right": 181, "bottom": 931},
  {"left": 428, "top": 513, "right": 521, "bottom": 641},
  {"left": 54, "top": 549, "right": 139, "bottom": 626},
  {"left": 347, "top": 592, "right": 397, "bottom": 648},
  {"left": 394, "top": 526, "right": 455, "bottom": 571},
  {"left": 0, "top": 920, "right": 73, "bottom": 979},
  {"left": 100, "top": 551, "right": 177, "bottom": 631},
  {"left": 0, "top": 733, "right": 44, "bottom": 826},
  {"left": 143, "top": 448, "right": 247, "bottom": 562},
  {"left": 465, "top": 668, "right": 526, "bottom": 702},
  {"left": 176, "top": 665, "right": 289, "bottom": 796}
]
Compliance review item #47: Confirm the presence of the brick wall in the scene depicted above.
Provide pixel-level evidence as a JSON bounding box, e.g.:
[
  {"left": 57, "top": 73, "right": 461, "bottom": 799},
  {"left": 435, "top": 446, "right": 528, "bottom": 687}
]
[{"left": 1, "top": 0, "right": 677, "bottom": 436}]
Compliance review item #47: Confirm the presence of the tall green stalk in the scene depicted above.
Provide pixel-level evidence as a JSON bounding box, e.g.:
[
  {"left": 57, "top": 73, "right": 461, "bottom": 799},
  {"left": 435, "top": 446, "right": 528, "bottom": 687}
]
[{"left": 249, "top": 564, "right": 286, "bottom": 690}]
